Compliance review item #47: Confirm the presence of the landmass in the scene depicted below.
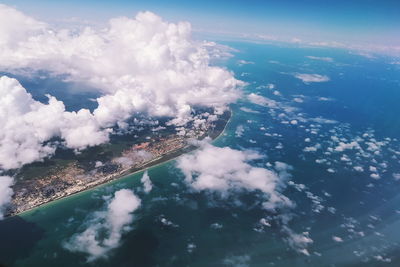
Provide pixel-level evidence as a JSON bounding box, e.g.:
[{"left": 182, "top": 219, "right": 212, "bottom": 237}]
[{"left": 6, "top": 111, "right": 230, "bottom": 217}]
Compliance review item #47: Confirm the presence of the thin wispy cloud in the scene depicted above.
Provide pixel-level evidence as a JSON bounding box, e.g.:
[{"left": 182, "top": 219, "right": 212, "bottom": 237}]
[
  {"left": 293, "top": 73, "right": 330, "bottom": 83},
  {"left": 305, "top": 56, "right": 334, "bottom": 62}
]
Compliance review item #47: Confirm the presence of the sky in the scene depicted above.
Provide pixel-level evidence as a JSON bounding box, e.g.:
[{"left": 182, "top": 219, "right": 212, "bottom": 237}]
[{"left": 1, "top": 0, "right": 400, "bottom": 52}]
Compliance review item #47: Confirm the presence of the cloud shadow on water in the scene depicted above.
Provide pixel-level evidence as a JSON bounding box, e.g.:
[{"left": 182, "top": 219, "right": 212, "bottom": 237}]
[
  {"left": 111, "top": 229, "right": 159, "bottom": 267},
  {"left": 0, "top": 216, "right": 45, "bottom": 266}
]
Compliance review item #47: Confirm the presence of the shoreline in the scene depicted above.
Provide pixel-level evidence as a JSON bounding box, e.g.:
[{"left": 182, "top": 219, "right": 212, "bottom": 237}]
[{"left": 14, "top": 110, "right": 232, "bottom": 218}]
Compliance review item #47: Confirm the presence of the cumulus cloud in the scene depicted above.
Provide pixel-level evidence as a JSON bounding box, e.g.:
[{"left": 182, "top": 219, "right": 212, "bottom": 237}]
[
  {"left": 334, "top": 141, "right": 360, "bottom": 152},
  {"left": 235, "top": 125, "right": 245, "bottom": 137},
  {"left": 293, "top": 73, "right": 330, "bottom": 83},
  {"left": 0, "top": 76, "right": 109, "bottom": 169},
  {"left": 63, "top": 189, "right": 141, "bottom": 261},
  {"left": 332, "top": 236, "right": 343, "bottom": 242},
  {"left": 0, "top": 6, "right": 242, "bottom": 121},
  {"left": 282, "top": 226, "right": 313, "bottom": 256},
  {"left": 0, "top": 5, "right": 243, "bottom": 169},
  {"left": 0, "top": 4, "right": 45, "bottom": 47},
  {"left": 176, "top": 141, "right": 292, "bottom": 211},
  {"left": 0, "top": 175, "right": 13, "bottom": 219},
  {"left": 176, "top": 141, "right": 317, "bottom": 254},
  {"left": 140, "top": 171, "right": 153, "bottom": 193}
]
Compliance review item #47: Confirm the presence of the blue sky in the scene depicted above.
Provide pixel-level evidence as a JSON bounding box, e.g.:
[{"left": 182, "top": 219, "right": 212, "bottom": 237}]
[{"left": 2, "top": 0, "right": 400, "bottom": 50}]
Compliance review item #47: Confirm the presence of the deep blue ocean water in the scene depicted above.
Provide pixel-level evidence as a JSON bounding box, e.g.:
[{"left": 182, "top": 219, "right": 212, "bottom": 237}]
[{"left": 1, "top": 42, "right": 400, "bottom": 266}]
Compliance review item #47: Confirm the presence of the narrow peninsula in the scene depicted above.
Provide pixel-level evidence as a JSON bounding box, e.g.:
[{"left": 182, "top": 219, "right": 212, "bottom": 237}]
[{"left": 7, "top": 111, "right": 231, "bottom": 217}]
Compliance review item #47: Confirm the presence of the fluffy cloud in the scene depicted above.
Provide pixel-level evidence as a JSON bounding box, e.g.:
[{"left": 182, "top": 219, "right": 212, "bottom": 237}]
[
  {"left": 0, "top": 176, "right": 13, "bottom": 219},
  {"left": 140, "top": 171, "right": 153, "bottom": 193},
  {"left": 332, "top": 235, "right": 343, "bottom": 242},
  {"left": 0, "top": 4, "right": 45, "bottom": 47},
  {"left": 63, "top": 189, "right": 141, "bottom": 261},
  {"left": 0, "top": 5, "right": 243, "bottom": 169},
  {"left": 176, "top": 141, "right": 292, "bottom": 211},
  {"left": 0, "top": 76, "right": 109, "bottom": 169},
  {"left": 294, "top": 73, "right": 330, "bottom": 83},
  {"left": 282, "top": 226, "right": 313, "bottom": 256},
  {"left": 235, "top": 125, "right": 245, "bottom": 137},
  {"left": 0, "top": 6, "right": 242, "bottom": 122}
]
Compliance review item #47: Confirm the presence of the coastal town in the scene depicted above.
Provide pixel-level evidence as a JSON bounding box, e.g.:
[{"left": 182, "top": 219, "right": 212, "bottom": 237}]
[{"left": 7, "top": 111, "right": 230, "bottom": 216}]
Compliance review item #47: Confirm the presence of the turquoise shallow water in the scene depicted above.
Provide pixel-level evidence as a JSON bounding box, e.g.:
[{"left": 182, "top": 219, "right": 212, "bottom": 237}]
[{"left": 1, "top": 42, "right": 400, "bottom": 266}]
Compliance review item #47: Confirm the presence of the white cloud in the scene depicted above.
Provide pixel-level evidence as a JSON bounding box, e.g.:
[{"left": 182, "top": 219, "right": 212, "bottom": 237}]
[
  {"left": 318, "top": 97, "right": 334, "bottom": 101},
  {"left": 159, "top": 215, "right": 179, "bottom": 228},
  {"left": 255, "top": 34, "right": 278, "bottom": 41},
  {"left": 235, "top": 125, "right": 245, "bottom": 137},
  {"left": 332, "top": 236, "right": 343, "bottom": 242},
  {"left": 370, "top": 173, "right": 380, "bottom": 179},
  {"left": 0, "top": 4, "right": 45, "bottom": 47},
  {"left": 140, "top": 171, "right": 153, "bottom": 193},
  {"left": 0, "top": 6, "right": 242, "bottom": 123},
  {"left": 237, "top": 59, "right": 254, "bottom": 66},
  {"left": 305, "top": 56, "right": 334, "bottom": 62},
  {"left": 282, "top": 226, "right": 313, "bottom": 256},
  {"left": 293, "top": 97, "right": 304, "bottom": 103},
  {"left": 63, "top": 189, "right": 141, "bottom": 261},
  {"left": 294, "top": 73, "right": 330, "bottom": 83},
  {"left": 239, "top": 107, "right": 260, "bottom": 114},
  {"left": 0, "top": 76, "right": 109, "bottom": 169},
  {"left": 256, "top": 84, "right": 275, "bottom": 90},
  {"left": 373, "top": 255, "right": 392, "bottom": 263},
  {"left": 327, "top": 168, "right": 336, "bottom": 173},
  {"left": 291, "top": 37, "right": 302, "bottom": 44},
  {"left": 334, "top": 141, "right": 360, "bottom": 152},
  {"left": 187, "top": 242, "right": 196, "bottom": 253},
  {"left": 309, "top": 117, "right": 338, "bottom": 124},
  {"left": 247, "top": 93, "right": 279, "bottom": 108},
  {"left": 369, "top": 166, "right": 377, "bottom": 172},
  {"left": 353, "top": 166, "right": 364, "bottom": 172},
  {"left": 0, "top": 5, "right": 243, "bottom": 169},
  {"left": 303, "top": 145, "right": 319, "bottom": 152},
  {"left": 0, "top": 175, "right": 13, "bottom": 219},
  {"left": 210, "top": 222, "right": 223, "bottom": 229},
  {"left": 176, "top": 141, "right": 292, "bottom": 211},
  {"left": 176, "top": 141, "right": 316, "bottom": 254}
]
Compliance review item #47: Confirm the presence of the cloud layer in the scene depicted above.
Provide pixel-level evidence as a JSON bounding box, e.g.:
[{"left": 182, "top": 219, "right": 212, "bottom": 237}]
[
  {"left": 63, "top": 189, "right": 141, "bottom": 261},
  {"left": 0, "top": 5, "right": 243, "bottom": 169}
]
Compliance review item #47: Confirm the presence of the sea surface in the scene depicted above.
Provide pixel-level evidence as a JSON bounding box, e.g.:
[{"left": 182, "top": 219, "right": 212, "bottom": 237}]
[{"left": 1, "top": 41, "right": 400, "bottom": 266}]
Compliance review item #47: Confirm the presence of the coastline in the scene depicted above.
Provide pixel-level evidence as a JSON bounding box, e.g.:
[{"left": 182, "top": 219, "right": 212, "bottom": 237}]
[{"left": 15, "top": 110, "right": 232, "bottom": 218}]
